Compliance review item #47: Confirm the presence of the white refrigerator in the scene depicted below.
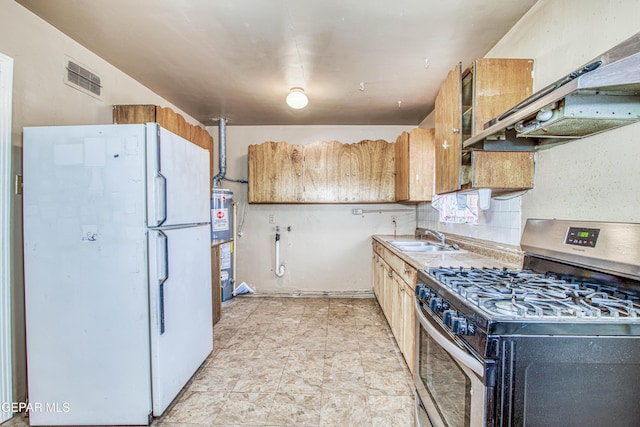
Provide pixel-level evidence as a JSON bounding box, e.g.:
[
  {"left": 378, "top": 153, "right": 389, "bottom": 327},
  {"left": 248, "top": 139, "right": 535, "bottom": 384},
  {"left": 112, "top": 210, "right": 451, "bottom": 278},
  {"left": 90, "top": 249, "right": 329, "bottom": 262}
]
[{"left": 22, "top": 124, "right": 213, "bottom": 426}]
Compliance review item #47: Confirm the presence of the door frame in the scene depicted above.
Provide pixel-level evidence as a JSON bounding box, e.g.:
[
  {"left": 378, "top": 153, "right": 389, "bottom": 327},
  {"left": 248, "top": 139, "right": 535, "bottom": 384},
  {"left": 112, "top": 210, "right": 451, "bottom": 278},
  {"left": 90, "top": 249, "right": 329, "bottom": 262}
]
[{"left": 0, "top": 51, "right": 14, "bottom": 423}]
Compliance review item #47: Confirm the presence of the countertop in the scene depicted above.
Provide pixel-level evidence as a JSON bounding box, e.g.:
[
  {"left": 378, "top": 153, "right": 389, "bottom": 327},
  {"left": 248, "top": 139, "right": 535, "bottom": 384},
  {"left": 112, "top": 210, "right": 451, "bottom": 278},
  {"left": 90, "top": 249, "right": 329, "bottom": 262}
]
[{"left": 372, "top": 233, "right": 524, "bottom": 271}]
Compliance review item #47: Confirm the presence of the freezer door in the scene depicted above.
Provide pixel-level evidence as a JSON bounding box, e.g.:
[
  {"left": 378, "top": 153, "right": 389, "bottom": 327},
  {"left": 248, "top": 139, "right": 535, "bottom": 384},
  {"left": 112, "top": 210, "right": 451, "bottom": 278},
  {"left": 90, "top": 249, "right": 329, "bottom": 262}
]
[
  {"left": 148, "top": 224, "right": 213, "bottom": 415},
  {"left": 23, "top": 125, "right": 152, "bottom": 425},
  {"left": 146, "top": 124, "right": 211, "bottom": 227}
]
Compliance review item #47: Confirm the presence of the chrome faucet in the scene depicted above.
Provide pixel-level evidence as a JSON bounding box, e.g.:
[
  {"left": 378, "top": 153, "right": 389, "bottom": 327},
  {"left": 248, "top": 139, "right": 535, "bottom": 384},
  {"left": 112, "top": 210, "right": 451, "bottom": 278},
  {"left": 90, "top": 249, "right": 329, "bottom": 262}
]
[{"left": 420, "top": 230, "right": 446, "bottom": 246}]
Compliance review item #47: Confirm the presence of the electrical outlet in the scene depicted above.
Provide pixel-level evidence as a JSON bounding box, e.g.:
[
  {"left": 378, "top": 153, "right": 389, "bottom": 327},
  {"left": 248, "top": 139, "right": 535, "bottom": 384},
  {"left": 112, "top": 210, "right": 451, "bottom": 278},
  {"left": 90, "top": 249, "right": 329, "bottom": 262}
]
[{"left": 268, "top": 214, "right": 275, "bottom": 224}]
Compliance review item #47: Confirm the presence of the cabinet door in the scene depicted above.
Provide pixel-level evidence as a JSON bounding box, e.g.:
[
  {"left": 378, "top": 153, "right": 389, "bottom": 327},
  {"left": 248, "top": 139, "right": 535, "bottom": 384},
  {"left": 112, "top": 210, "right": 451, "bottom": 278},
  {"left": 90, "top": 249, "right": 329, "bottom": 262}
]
[
  {"left": 473, "top": 58, "right": 534, "bottom": 136},
  {"left": 211, "top": 245, "right": 222, "bottom": 325},
  {"left": 351, "top": 140, "right": 395, "bottom": 202},
  {"left": 389, "top": 273, "right": 404, "bottom": 341},
  {"left": 435, "top": 63, "right": 462, "bottom": 194},
  {"left": 396, "top": 129, "right": 436, "bottom": 202},
  {"left": 372, "top": 253, "right": 382, "bottom": 301},
  {"left": 470, "top": 151, "right": 535, "bottom": 192},
  {"left": 394, "top": 132, "right": 410, "bottom": 201},
  {"left": 303, "top": 141, "right": 349, "bottom": 202},
  {"left": 382, "top": 265, "right": 394, "bottom": 325},
  {"left": 248, "top": 142, "right": 303, "bottom": 203},
  {"left": 155, "top": 106, "right": 191, "bottom": 141},
  {"left": 401, "top": 286, "right": 415, "bottom": 374}
]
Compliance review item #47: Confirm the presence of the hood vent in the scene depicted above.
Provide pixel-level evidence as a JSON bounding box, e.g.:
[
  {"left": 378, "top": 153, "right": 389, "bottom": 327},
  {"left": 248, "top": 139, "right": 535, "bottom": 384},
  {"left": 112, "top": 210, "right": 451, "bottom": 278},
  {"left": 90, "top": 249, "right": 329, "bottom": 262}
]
[{"left": 465, "top": 32, "right": 640, "bottom": 149}]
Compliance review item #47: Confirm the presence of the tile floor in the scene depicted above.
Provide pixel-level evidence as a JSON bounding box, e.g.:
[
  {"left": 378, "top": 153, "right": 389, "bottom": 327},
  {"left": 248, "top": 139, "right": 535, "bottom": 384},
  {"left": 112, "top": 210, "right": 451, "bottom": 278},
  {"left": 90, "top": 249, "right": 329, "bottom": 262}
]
[{"left": 4, "top": 296, "right": 415, "bottom": 427}]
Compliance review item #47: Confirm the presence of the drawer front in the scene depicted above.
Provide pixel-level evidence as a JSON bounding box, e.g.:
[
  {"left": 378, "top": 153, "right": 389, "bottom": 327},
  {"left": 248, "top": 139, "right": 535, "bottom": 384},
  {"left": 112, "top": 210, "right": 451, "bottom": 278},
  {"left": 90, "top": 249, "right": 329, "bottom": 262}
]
[
  {"left": 372, "top": 239, "right": 417, "bottom": 290},
  {"left": 401, "top": 263, "right": 417, "bottom": 290}
]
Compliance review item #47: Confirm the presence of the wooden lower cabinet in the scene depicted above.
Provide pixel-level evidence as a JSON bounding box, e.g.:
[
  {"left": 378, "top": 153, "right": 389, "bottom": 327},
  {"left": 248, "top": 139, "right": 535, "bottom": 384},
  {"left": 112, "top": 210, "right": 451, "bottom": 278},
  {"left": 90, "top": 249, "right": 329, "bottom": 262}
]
[
  {"left": 372, "top": 240, "right": 416, "bottom": 374},
  {"left": 400, "top": 284, "right": 415, "bottom": 372},
  {"left": 211, "top": 245, "right": 222, "bottom": 325}
]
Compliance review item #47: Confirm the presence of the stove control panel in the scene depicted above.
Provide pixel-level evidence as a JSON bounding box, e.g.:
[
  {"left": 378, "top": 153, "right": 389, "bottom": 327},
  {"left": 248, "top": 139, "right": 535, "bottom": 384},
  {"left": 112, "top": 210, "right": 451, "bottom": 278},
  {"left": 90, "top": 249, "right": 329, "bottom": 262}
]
[
  {"left": 565, "top": 226, "right": 600, "bottom": 247},
  {"left": 415, "top": 284, "right": 475, "bottom": 336}
]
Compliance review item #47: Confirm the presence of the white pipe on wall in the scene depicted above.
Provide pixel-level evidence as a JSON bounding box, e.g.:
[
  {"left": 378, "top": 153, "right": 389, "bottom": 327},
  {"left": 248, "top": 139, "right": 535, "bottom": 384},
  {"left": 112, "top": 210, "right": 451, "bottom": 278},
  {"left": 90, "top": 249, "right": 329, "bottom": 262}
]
[{"left": 274, "top": 228, "right": 285, "bottom": 277}]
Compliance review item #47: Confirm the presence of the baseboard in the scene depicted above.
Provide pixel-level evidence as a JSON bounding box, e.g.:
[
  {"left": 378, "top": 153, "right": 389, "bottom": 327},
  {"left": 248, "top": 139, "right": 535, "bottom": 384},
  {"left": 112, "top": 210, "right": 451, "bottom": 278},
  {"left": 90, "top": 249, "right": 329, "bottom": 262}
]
[{"left": 233, "top": 290, "right": 375, "bottom": 299}]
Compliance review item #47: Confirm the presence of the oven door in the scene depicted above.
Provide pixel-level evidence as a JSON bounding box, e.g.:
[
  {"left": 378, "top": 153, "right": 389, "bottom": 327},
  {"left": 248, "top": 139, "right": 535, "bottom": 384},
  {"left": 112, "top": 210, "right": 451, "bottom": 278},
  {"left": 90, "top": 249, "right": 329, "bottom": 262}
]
[{"left": 414, "top": 300, "right": 487, "bottom": 427}]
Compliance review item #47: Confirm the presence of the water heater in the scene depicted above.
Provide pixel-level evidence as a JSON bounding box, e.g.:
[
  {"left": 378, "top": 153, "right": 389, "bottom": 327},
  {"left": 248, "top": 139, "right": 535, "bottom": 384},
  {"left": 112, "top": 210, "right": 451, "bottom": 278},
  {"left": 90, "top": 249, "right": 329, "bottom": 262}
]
[
  {"left": 211, "top": 189, "right": 233, "bottom": 242},
  {"left": 211, "top": 189, "right": 234, "bottom": 301}
]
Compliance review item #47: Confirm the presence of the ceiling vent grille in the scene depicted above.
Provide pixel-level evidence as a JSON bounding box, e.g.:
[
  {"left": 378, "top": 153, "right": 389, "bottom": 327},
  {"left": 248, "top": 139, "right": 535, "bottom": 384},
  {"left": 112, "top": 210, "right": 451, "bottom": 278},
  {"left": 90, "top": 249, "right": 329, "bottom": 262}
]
[{"left": 64, "top": 58, "right": 102, "bottom": 98}]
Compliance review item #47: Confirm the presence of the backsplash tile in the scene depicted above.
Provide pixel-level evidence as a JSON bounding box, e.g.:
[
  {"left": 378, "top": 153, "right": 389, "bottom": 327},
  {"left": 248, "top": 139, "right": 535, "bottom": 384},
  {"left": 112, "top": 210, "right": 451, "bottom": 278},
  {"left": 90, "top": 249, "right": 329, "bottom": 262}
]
[{"left": 417, "top": 195, "right": 523, "bottom": 246}]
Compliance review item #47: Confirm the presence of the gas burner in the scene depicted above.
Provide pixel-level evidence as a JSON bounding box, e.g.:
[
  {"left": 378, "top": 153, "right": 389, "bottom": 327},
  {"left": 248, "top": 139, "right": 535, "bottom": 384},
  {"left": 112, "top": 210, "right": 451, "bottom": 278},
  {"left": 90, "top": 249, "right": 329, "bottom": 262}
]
[{"left": 428, "top": 266, "right": 640, "bottom": 320}]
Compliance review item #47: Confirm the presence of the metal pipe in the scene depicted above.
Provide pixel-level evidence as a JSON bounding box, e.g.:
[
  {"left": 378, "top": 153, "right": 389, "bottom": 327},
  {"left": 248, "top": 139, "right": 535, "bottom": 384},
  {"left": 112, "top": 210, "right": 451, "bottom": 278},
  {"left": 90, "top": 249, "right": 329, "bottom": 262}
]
[{"left": 212, "top": 117, "right": 227, "bottom": 187}]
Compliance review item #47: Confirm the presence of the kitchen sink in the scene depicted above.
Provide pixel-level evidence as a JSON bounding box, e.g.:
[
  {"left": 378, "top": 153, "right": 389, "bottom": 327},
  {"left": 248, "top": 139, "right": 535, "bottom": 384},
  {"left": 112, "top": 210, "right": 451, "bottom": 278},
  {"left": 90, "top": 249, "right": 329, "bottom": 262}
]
[{"left": 387, "top": 240, "right": 459, "bottom": 252}]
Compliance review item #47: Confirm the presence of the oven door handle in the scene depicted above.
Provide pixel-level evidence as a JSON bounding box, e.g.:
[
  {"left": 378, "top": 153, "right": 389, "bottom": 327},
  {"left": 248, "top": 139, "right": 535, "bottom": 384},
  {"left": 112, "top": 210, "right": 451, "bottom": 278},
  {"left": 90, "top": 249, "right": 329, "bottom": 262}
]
[{"left": 415, "top": 300, "right": 484, "bottom": 378}]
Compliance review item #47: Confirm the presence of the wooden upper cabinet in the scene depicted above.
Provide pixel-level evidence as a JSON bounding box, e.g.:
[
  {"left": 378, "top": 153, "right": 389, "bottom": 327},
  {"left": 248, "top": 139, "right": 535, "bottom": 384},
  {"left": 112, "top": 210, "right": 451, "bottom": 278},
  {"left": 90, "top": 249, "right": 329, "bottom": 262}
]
[
  {"left": 113, "top": 104, "right": 191, "bottom": 141},
  {"left": 113, "top": 104, "right": 214, "bottom": 190},
  {"left": 303, "top": 141, "right": 349, "bottom": 202},
  {"left": 247, "top": 139, "right": 395, "bottom": 203},
  {"left": 435, "top": 63, "right": 462, "bottom": 194},
  {"left": 395, "top": 132, "right": 410, "bottom": 201},
  {"left": 350, "top": 140, "right": 395, "bottom": 202},
  {"left": 435, "top": 58, "right": 534, "bottom": 195},
  {"left": 461, "top": 151, "right": 534, "bottom": 195},
  {"left": 395, "top": 128, "right": 435, "bottom": 203},
  {"left": 463, "top": 58, "right": 534, "bottom": 141},
  {"left": 248, "top": 142, "right": 304, "bottom": 203}
]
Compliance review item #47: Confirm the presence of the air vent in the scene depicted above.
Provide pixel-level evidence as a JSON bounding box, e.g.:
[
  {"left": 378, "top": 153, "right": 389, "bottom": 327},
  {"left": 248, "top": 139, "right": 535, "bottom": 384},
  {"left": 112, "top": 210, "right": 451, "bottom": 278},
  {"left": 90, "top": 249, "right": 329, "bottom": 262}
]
[{"left": 64, "top": 57, "right": 102, "bottom": 98}]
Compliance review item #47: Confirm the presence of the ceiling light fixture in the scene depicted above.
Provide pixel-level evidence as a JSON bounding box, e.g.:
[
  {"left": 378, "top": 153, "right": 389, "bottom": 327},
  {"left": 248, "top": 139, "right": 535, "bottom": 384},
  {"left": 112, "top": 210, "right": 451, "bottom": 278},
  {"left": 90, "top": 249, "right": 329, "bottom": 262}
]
[{"left": 286, "top": 87, "right": 308, "bottom": 109}]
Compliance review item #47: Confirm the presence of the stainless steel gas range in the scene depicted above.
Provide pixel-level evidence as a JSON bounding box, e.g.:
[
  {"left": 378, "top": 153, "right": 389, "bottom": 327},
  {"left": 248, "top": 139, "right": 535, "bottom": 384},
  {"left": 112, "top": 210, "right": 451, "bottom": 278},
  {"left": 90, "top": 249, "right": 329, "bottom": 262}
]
[{"left": 414, "top": 219, "right": 640, "bottom": 427}]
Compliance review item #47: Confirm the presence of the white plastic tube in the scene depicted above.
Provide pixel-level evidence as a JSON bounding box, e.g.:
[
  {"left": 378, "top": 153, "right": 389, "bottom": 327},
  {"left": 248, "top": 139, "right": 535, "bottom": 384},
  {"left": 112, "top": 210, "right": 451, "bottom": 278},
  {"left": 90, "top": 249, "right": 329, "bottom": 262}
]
[{"left": 275, "top": 232, "right": 285, "bottom": 277}]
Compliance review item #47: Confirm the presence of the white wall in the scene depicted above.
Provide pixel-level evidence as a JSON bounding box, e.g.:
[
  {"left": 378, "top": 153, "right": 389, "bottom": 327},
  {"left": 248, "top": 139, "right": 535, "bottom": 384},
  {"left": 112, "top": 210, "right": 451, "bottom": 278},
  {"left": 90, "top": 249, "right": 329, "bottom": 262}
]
[
  {"left": 418, "top": 0, "right": 640, "bottom": 243},
  {"left": 0, "top": 1, "right": 208, "bottom": 404},
  {"left": 207, "top": 125, "right": 415, "bottom": 295}
]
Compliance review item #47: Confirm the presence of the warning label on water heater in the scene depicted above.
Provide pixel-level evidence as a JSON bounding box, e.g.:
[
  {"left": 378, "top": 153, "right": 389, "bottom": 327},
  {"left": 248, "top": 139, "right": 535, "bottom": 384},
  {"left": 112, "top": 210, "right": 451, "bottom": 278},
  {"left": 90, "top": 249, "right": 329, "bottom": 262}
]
[{"left": 212, "top": 208, "right": 229, "bottom": 231}]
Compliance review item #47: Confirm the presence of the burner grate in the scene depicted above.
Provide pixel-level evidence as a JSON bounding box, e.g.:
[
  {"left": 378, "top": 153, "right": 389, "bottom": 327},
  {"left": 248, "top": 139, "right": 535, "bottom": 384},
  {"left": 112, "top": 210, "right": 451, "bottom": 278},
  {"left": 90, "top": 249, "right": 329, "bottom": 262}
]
[{"left": 428, "top": 266, "right": 640, "bottom": 320}]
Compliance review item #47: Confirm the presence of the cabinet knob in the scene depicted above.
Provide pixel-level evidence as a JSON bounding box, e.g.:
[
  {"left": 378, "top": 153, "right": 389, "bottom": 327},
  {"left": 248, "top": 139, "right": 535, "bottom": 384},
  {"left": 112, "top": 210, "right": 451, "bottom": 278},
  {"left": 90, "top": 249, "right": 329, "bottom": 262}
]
[
  {"left": 345, "top": 172, "right": 350, "bottom": 176},
  {"left": 404, "top": 268, "right": 409, "bottom": 273},
  {"left": 388, "top": 271, "right": 393, "bottom": 278},
  {"left": 452, "top": 128, "right": 460, "bottom": 133},
  {"left": 297, "top": 172, "right": 301, "bottom": 176}
]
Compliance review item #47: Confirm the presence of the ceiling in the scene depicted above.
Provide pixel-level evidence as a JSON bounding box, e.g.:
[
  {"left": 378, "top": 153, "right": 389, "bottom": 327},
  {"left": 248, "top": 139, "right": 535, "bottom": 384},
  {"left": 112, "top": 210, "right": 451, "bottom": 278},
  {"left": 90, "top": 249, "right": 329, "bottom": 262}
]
[{"left": 17, "top": 0, "right": 538, "bottom": 126}]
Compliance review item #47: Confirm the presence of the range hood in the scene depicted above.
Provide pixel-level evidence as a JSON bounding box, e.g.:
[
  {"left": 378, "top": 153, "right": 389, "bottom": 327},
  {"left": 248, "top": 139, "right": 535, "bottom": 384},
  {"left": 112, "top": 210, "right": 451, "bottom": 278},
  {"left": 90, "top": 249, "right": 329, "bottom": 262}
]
[{"left": 464, "top": 32, "right": 640, "bottom": 149}]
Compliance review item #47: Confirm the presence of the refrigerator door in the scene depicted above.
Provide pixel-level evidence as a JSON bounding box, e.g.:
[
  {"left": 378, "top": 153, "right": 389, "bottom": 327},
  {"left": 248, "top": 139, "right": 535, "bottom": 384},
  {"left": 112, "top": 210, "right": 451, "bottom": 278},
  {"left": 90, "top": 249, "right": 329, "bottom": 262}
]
[
  {"left": 146, "top": 124, "right": 211, "bottom": 227},
  {"left": 23, "top": 125, "right": 152, "bottom": 425},
  {"left": 148, "top": 224, "right": 213, "bottom": 415}
]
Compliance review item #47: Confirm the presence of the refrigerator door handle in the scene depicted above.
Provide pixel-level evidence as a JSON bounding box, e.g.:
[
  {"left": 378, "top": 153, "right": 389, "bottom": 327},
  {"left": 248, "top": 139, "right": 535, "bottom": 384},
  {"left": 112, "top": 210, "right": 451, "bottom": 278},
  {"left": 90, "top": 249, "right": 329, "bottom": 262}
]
[
  {"left": 157, "top": 230, "right": 169, "bottom": 334},
  {"left": 155, "top": 172, "right": 167, "bottom": 226}
]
